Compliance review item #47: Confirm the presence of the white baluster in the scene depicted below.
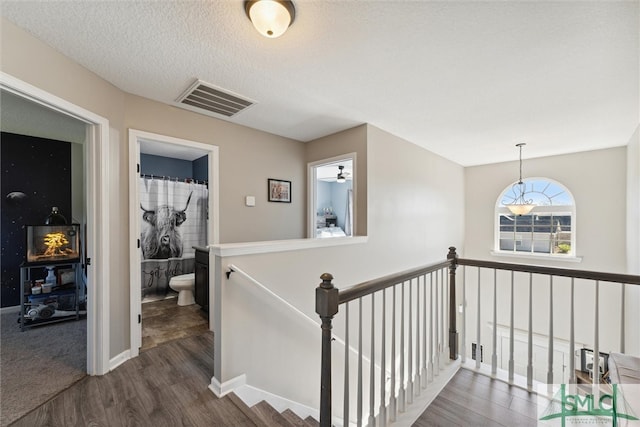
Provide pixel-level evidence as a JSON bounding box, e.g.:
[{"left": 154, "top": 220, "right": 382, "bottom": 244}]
[
  {"left": 621, "top": 283, "right": 626, "bottom": 353},
  {"left": 399, "top": 282, "right": 406, "bottom": 412},
  {"left": 368, "top": 294, "right": 376, "bottom": 427},
  {"left": 420, "top": 275, "right": 429, "bottom": 388},
  {"left": 509, "top": 271, "right": 515, "bottom": 383},
  {"left": 593, "top": 280, "right": 599, "bottom": 386},
  {"left": 379, "top": 289, "right": 387, "bottom": 427},
  {"left": 415, "top": 277, "right": 421, "bottom": 396},
  {"left": 568, "top": 278, "right": 575, "bottom": 384},
  {"left": 445, "top": 268, "right": 450, "bottom": 356},
  {"left": 441, "top": 268, "right": 446, "bottom": 362},
  {"left": 344, "top": 303, "right": 350, "bottom": 425},
  {"left": 476, "top": 267, "right": 481, "bottom": 370},
  {"left": 547, "top": 276, "right": 554, "bottom": 386},
  {"left": 527, "top": 273, "right": 534, "bottom": 389},
  {"left": 358, "top": 298, "right": 363, "bottom": 427},
  {"left": 389, "top": 285, "right": 397, "bottom": 422},
  {"left": 461, "top": 266, "right": 466, "bottom": 364},
  {"left": 429, "top": 273, "right": 435, "bottom": 381},
  {"left": 407, "top": 280, "right": 414, "bottom": 404},
  {"left": 439, "top": 268, "right": 449, "bottom": 366},
  {"left": 435, "top": 272, "right": 440, "bottom": 373},
  {"left": 491, "top": 269, "right": 497, "bottom": 376},
  {"left": 422, "top": 274, "right": 428, "bottom": 388}
]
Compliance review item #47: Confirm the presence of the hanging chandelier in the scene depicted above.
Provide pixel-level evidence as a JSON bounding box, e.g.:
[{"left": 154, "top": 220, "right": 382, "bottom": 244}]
[{"left": 505, "top": 143, "right": 535, "bottom": 216}]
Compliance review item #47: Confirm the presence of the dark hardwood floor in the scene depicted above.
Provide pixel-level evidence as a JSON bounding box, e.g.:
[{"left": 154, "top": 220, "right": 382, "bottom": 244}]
[
  {"left": 10, "top": 328, "right": 539, "bottom": 427},
  {"left": 141, "top": 297, "right": 209, "bottom": 352},
  {"left": 10, "top": 332, "right": 256, "bottom": 427},
  {"left": 413, "top": 368, "right": 539, "bottom": 427}
]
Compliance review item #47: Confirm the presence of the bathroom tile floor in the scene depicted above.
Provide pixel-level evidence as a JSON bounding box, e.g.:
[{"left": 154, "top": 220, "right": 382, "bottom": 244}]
[{"left": 141, "top": 297, "right": 208, "bottom": 352}]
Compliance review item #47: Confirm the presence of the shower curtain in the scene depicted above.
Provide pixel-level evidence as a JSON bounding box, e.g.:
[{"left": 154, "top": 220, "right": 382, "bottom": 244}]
[{"left": 139, "top": 177, "right": 208, "bottom": 301}]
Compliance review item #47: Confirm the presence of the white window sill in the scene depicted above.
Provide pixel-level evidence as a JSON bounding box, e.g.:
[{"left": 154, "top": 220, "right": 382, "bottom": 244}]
[{"left": 490, "top": 250, "right": 583, "bottom": 263}]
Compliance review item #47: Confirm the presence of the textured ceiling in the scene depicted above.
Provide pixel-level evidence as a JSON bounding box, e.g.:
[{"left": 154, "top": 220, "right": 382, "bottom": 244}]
[{"left": 1, "top": 1, "right": 638, "bottom": 166}]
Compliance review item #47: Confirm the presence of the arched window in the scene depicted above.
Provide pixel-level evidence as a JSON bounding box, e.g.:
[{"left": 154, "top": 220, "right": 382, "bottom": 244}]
[{"left": 495, "top": 178, "right": 575, "bottom": 256}]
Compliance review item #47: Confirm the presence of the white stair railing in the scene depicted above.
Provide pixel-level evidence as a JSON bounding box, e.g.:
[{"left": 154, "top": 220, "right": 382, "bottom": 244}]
[
  {"left": 316, "top": 249, "right": 457, "bottom": 427},
  {"left": 456, "top": 258, "right": 640, "bottom": 392}
]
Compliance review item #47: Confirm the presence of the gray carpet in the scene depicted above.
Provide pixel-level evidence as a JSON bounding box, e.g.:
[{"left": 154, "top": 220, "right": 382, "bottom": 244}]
[{"left": 0, "top": 311, "right": 86, "bottom": 426}]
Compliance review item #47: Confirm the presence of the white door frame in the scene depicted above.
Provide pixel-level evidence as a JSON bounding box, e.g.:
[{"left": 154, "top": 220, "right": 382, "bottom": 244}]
[
  {"left": 1, "top": 72, "right": 111, "bottom": 375},
  {"left": 128, "top": 129, "right": 219, "bottom": 358}
]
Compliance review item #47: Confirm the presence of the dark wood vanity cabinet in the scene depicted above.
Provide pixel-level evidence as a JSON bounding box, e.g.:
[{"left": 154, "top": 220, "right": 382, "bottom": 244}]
[{"left": 194, "top": 248, "right": 209, "bottom": 316}]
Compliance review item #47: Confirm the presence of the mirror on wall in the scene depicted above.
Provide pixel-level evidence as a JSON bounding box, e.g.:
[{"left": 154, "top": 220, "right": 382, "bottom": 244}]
[{"left": 310, "top": 157, "right": 354, "bottom": 238}]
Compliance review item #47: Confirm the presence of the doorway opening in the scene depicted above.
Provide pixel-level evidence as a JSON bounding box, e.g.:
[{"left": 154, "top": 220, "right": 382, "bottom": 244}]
[
  {"left": 129, "top": 129, "right": 219, "bottom": 357},
  {"left": 308, "top": 154, "right": 356, "bottom": 238},
  {"left": 1, "top": 72, "right": 110, "bottom": 377}
]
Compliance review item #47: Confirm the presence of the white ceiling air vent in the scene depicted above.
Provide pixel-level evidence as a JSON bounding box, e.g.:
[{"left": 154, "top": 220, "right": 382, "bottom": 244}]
[{"left": 176, "top": 80, "right": 255, "bottom": 118}]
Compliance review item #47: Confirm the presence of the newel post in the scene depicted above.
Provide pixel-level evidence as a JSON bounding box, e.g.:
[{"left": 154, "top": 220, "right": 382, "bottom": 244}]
[
  {"left": 447, "top": 247, "right": 459, "bottom": 360},
  {"left": 316, "top": 273, "right": 339, "bottom": 427}
]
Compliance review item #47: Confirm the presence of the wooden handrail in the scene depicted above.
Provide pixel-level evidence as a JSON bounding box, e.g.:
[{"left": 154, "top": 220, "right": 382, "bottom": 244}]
[
  {"left": 338, "top": 260, "right": 451, "bottom": 305},
  {"left": 458, "top": 258, "right": 640, "bottom": 285}
]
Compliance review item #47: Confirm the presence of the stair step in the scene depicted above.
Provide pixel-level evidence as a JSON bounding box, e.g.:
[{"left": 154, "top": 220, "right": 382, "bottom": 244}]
[
  {"left": 304, "top": 415, "right": 320, "bottom": 427},
  {"left": 281, "top": 409, "right": 309, "bottom": 427},
  {"left": 227, "top": 393, "right": 269, "bottom": 427},
  {"left": 252, "top": 400, "right": 294, "bottom": 427}
]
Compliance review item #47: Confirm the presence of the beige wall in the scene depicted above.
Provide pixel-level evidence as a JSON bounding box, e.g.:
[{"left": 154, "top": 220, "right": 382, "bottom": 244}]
[
  {"left": 1, "top": 18, "right": 308, "bottom": 358},
  {"left": 367, "top": 125, "right": 465, "bottom": 268},
  {"left": 465, "top": 147, "right": 628, "bottom": 271},
  {"left": 216, "top": 125, "right": 465, "bottom": 410},
  {"left": 305, "top": 124, "right": 368, "bottom": 236},
  {"left": 124, "top": 94, "right": 307, "bottom": 243}
]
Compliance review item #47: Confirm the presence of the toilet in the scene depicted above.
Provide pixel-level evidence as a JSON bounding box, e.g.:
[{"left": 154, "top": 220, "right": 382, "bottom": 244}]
[{"left": 169, "top": 273, "right": 195, "bottom": 306}]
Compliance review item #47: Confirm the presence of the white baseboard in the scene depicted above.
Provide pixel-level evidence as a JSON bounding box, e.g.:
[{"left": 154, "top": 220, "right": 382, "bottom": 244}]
[
  {"left": 392, "top": 357, "right": 461, "bottom": 426},
  {"left": 233, "top": 383, "right": 321, "bottom": 423},
  {"left": 209, "top": 374, "right": 246, "bottom": 397},
  {"left": 1, "top": 305, "right": 21, "bottom": 314},
  {"left": 207, "top": 363, "right": 460, "bottom": 427},
  {"left": 109, "top": 349, "right": 131, "bottom": 371},
  {"left": 209, "top": 376, "right": 328, "bottom": 424}
]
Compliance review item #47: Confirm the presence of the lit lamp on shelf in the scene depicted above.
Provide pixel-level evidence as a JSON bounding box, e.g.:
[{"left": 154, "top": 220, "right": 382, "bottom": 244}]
[
  {"left": 505, "top": 143, "right": 535, "bottom": 216},
  {"left": 44, "top": 206, "right": 68, "bottom": 284}
]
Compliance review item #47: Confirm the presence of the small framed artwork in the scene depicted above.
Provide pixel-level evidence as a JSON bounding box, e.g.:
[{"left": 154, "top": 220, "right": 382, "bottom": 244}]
[{"left": 268, "top": 179, "right": 291, "bottom": 203}]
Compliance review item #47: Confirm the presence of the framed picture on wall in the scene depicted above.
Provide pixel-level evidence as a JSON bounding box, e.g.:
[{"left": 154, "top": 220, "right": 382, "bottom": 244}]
[{"left": 268, "top": 179, "right": 291, "bottom": 203}]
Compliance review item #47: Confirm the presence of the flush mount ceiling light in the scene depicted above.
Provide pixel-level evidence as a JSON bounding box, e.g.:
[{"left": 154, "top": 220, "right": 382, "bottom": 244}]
[
  {"left": 336, "top": 165, "right": 346, "bottom": 183},
  {"left": 245, "top": 0, "right": 295, "bottom": 38},
  {"left": 505, "top": 143, "right": 535, "bottom": 216}
]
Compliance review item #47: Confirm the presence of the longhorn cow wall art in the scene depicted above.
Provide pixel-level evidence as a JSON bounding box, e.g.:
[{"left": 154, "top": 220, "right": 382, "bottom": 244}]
[
  {"left": 140, "top": 192, "right": 192, "bottom": 259},
  {"left": 139, "top": 178, "right": 208, "bottom": 301}
]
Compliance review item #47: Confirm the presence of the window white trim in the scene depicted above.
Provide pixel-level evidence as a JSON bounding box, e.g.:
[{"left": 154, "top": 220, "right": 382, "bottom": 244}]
[
  {"left": 494, "top": 177, "right": 576, "bottom": 258},
  {"left": 490, "top": 250, "right": 583, "bottom": 263}
]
